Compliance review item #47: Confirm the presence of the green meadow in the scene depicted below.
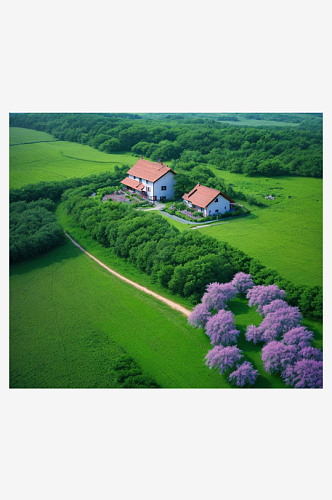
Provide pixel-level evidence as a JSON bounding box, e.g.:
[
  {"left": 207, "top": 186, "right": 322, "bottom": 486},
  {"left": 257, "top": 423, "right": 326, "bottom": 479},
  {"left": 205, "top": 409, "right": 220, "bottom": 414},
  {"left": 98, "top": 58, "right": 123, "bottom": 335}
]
[
  {"left": 12, "top": 234, "right": 321, "bottom": 389},
  {"left": 158, "top": 168, "right": 323, "bottom": 288},
  {"left": 9, "top": 127, "right": 59, "bottom": 145},
  {"left": 9, "top": 127, "right": 323, "bottom": 388},
  {"left": 9, "top": 127, "right": 136, "bottom": 189},
  {"left": 9, "top": 240, "right": 271, "bottom": 389}
]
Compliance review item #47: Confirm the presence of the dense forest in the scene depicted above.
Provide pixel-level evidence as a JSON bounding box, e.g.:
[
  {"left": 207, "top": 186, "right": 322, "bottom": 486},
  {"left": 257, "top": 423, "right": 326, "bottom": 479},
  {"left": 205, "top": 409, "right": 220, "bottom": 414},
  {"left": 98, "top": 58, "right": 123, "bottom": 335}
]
[
  {"left": 59, "top": 181, "right": 322, "bottom": 320},
  {"left": 9, "top": 113, "right": 323, "bottom": 178},
  {"left": 10, "top": 199, "right": 65, "bottom": 262}
]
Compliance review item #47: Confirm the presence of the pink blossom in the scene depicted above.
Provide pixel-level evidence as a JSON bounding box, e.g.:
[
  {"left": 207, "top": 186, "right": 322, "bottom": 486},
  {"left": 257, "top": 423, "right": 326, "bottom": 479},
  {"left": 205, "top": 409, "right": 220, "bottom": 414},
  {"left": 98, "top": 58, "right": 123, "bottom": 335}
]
[
  {"left": 231, "top": 272, "right": 255, "bottom": 294},
  {"left": 229, "top": 361, "right": 258, "bottom": 387},
  {"left": 282, "top": 326, "right": 314, "bottom": 348},
  {"left": 282, "top": 359, "right": 323, "bottom": 388},
  {"left": 205, "top": 345, "right": 243, "bottom": 374},
  {"left": 296, "top": 346, "right": 323, "bottom": 362},
  {"left": 246, "top": 285, "right": 286, "bottom": 314},
  {"left": 261, "top": 341, "right": 299, "bottom": 374},
  {"left": 202, "top": 282, "right": 237, "bottom": 311},
  {"left": 245, "top": 325, "right": 264, "bottom": 344},
  {"left": 205, "top": 309, "right": 240, "bottom": 346},
  {"left": 246, "top": 307, "right": 302, "bottom": 344},
  {"left": 261, "top": 299, "right": 291, "bottom": 316},
  {"left": 188, "top": 303, "right": 211, "bottom": 329}
]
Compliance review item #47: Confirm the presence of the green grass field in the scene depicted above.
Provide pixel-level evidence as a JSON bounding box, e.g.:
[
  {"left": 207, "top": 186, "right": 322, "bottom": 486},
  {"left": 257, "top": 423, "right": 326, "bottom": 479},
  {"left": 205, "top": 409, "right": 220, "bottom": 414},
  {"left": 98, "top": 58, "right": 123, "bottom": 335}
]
[
  {"left": 9, "top": 127, "right": 59, "bottom": 145},
  {"left": 9, "top": 127, "right": 137, "bottom": 189},
  {"left": 9, "top": 127, "right": 323, "bottom": 388},
  {"left": 12, "top": 239, "right": 284, "bottom": 389},
  {"left": 159, "top": 168, "right": 322, "bottom": 288}
]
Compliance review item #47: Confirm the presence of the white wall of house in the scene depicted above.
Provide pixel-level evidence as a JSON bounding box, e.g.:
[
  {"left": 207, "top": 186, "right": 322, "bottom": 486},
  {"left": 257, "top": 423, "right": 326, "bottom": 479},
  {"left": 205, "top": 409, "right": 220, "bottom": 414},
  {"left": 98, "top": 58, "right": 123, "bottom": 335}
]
[
  {"left": 128, "top": 172, "right": 174, "bottom": 200},
  {"left": 184, "top": 195, "right": 231, "bottom": 215},
  {"left": 205, "top": 195, "right": 231, "bottom": 216},
  {"left": 153, "top": 172, "right": 175, "bottom": 200}
]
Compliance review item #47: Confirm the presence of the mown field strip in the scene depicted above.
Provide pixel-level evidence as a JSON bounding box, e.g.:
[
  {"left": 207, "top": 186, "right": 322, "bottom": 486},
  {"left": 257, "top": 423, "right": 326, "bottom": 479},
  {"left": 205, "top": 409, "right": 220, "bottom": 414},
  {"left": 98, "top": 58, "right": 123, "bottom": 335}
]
[{"left": 64, "top": 231, "right": 192, "bottom": 317}]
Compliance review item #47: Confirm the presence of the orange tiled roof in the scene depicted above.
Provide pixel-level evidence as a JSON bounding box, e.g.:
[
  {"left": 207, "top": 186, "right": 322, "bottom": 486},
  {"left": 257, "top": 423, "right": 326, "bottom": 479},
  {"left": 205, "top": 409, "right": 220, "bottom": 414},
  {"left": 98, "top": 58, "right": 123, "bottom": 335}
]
[
  {"left": 127, "top": 159, "right": 176, "bottom": 183},
  {"left": 182, "top": 183, "right": 235, "bottom": 208},
  {"left": 121, "top": 177, "right": 145, "bottom": 191}
]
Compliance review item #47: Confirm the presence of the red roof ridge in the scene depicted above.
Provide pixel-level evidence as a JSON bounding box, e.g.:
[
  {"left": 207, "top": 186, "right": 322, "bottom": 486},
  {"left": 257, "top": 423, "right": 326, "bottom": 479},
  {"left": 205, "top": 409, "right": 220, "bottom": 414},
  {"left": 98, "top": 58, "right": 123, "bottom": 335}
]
[
  {"left": 182, "top": 183, "right": 235, "bottom": 207},
  {"left": 127, "top": 158, "right": 176, "bottom": 183}
]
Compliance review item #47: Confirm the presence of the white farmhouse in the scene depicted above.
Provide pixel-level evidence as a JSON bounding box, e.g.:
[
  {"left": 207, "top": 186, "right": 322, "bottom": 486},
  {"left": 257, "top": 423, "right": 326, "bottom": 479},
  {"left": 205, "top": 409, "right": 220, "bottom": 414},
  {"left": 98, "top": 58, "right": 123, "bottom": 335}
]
[
  {"left": 121, "top": 157, "right": 176, "bottom": 201},
  {"left": 182, "top": 183, "right": 235, "bottom": 216}
]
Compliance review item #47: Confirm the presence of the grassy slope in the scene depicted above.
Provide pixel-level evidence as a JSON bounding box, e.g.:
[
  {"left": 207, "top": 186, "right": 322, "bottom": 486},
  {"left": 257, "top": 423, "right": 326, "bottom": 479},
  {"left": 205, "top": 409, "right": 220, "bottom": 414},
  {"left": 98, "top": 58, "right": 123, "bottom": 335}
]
[
  {"left": 9, "top": 127, "right": 137, "bottom": 189},
  {"left": 56, "top": 203, "right": 323, "bottom": 381},
  {"left": 9, "top": 127, "right": 59, "bottom": 145},
  {"left": 10, "top": 241, "right": 229, "bottom": 389},
  {"left": 160, "top": 169, "right": 322, "bottom": 288}
]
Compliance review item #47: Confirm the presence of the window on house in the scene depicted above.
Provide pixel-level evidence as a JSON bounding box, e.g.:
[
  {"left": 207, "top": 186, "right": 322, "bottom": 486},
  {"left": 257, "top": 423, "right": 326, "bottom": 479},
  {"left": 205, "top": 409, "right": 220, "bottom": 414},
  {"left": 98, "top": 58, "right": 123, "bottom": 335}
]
[
  {"left": 225, "top": 206, "right": 226, "bottom": 210},
  {"left": 215, "top": 210, "right": 219, "bottom": 213},
  {"left": 215, "top": 198, "right": 219, "bottom": 202},
  {"left": 161, "top": 186, "right": 167, "bottom": 191},
  {"left": 147, "top": 187, "right": 150, "bottom": 192}
]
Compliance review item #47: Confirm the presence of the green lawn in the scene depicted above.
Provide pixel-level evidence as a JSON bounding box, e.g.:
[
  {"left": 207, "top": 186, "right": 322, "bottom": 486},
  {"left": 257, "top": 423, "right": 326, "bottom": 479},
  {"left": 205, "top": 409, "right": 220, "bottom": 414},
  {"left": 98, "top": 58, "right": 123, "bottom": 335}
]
[
  {"left": 9, "top": 127, "right": 137, "bottom": 189},
  {"left": 10, "top": 241, "right": 228, "bottom": 389},
  {"left": 9, "top": 127, "right": 59, "bottom": 145},
  {"left": 163, "top": 168, "right": 322, "bottom": 288}
]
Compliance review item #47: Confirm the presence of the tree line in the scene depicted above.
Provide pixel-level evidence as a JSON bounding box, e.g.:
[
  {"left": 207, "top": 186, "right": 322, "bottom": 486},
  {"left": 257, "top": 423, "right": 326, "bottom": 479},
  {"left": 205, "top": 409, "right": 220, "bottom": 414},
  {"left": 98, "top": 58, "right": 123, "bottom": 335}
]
[
  {"left": 62, "top": 184, "right": 322, "bottom": 321},
  {"left": 10, "top": 113, "right": 322, "bottom": 178},
  {"left": 10, "top": 199, "right": 66, "bottom": 262}
]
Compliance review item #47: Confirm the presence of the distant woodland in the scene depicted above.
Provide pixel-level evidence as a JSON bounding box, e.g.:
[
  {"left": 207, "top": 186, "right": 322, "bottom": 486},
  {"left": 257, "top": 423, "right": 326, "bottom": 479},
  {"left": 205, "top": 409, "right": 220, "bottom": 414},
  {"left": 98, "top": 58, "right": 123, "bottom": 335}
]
[{"left": 9, "top": 113, "right": 322, "bottom": 178}]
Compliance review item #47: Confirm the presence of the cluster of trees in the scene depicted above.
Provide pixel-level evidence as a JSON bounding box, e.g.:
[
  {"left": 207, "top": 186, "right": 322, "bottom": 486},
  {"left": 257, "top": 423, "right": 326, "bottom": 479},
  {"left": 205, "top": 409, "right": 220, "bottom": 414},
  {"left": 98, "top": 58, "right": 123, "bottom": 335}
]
[
  {"left": 10, "top": 113, "right": 322, "bottom": 178},
  {"left": 245, "top": 285, "right": 323, "bottom": 388},
  {"left": 112, "top": 354, "right": 159, "bottom": 388},
  {"left": 189, "top": 275, "right": 259, "bottom": 387},
  {"left": 61, "top": 184, "right": 322, "bottom": 320},
  {"left": 10, "top": 199, "right": 65, "bottom": 262}
]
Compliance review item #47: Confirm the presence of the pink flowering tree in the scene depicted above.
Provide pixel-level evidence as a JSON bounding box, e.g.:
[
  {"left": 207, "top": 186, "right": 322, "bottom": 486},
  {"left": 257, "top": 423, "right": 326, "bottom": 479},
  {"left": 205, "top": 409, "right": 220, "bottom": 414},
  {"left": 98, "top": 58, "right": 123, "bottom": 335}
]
[
  {"left": 282, "top": 326, "right": 314, "bottom": 348},
  {"left": 205, "top": 345, "right": 243, "bottom": 375},
  {"left": 261, "top": 299, "right": 292, "bottom": 315},
  {"left": 245, "top": 325, "right": 264, "bottom": 344},
  {"left": 245, "top": 306, "right": 303, "bottom": 344},
  {"left": 282, "top": 359, "right": 323, "bottom": 388},
  {"left": 188, "top": 303, "right": 212, "bottom": 329},
  {"left": 229, "top": 361, "right": 258, "bottom": 387},
  {"left": 202, "top": 282, "right": 237, "bottom": 311},
  {"left": 246, "top": 285, "right": 286, "bottom": 314},
  {"left": 231, "top": 272, "right": 255, "bottom": 294},
  {"left": 296, "top": 346, "right": 323, "bottom": 362},
  {"left": 205, "top": 309, "right": 240, "bottom": 346},
  {"left": 261, "top": 341, "right": 299, "bottom": 374}
]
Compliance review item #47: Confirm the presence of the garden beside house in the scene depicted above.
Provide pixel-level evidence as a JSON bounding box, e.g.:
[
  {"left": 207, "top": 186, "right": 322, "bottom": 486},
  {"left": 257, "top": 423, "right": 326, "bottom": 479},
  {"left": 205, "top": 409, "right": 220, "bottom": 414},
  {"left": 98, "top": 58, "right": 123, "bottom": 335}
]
[{"left": 163, "top": 201, "right": 249, "bottom": 222}]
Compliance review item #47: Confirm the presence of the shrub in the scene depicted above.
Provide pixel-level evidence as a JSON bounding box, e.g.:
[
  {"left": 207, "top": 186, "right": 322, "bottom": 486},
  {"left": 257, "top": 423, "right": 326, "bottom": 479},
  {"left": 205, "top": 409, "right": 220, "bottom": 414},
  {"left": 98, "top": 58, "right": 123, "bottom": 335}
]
[
  {"left": 282, "top": 360, "right": 323, "bottom": 388},
  {"left": 205, "top": 345, "right": 243, "bottom": 375},
  {"left": 202, "top": 282, "right": 237, "bottom": 311},
  {"left": 229, "top": 361, "right": 258, "bottom": 387},
  {"left": 205, "top": 309, "right": 240, "bottom": 346},
  {"left": 187, "top": 303, "right": 212, "bottom": 329},
  {"left": 246, "top": 285, "right": 286, "bottom": 314},
  {"left": 231, "top": 272, "right": 255, "bottom": 294}
]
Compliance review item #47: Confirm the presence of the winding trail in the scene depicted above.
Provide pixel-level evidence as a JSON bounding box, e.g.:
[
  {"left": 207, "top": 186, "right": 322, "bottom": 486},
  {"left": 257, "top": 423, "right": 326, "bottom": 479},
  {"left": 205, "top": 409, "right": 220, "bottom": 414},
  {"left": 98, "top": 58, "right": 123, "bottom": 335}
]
[{"left": 64, "top": 231, "right": 192, "bottom": 317}]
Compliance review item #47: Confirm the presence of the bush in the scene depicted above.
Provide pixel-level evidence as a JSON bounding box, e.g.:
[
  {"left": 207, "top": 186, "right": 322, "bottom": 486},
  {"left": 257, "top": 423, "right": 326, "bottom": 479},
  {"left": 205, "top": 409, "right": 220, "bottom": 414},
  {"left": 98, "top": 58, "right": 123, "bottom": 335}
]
[{"left": 113, "top": 355, "right": 160, "bottom": 388}]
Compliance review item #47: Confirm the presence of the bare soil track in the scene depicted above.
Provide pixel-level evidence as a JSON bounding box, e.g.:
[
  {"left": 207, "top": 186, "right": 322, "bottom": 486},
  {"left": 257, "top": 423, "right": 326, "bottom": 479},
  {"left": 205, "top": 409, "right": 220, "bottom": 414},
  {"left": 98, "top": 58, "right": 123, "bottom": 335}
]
[{"left": 64, "top": 231, "right": 192, "bottom": 317}]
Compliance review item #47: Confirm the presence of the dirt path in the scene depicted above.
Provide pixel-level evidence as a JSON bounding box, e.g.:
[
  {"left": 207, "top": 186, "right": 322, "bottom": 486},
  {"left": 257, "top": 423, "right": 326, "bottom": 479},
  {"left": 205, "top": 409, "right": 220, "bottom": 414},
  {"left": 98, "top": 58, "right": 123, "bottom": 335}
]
[{"left": 64, "top": 231, "right": 192, "bottom": 317}]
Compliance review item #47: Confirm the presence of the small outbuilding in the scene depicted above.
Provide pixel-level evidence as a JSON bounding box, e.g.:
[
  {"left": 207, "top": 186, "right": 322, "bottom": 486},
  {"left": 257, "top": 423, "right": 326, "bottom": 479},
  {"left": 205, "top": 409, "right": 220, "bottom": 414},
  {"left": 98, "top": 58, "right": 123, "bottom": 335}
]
[{"left": 182, "top": 183, "right": 235, "bottom": 216}]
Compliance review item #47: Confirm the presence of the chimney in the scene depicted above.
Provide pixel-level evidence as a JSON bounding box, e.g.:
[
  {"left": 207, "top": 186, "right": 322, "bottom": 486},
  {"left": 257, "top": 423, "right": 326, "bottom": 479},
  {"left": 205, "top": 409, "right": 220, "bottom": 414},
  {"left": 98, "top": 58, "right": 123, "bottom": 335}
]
[
  {"left": 140, "top": 155, "right": 143, "bottom": 159},
  {"left": 158, "top": 158, "right": 162, "bottom": 163}
]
